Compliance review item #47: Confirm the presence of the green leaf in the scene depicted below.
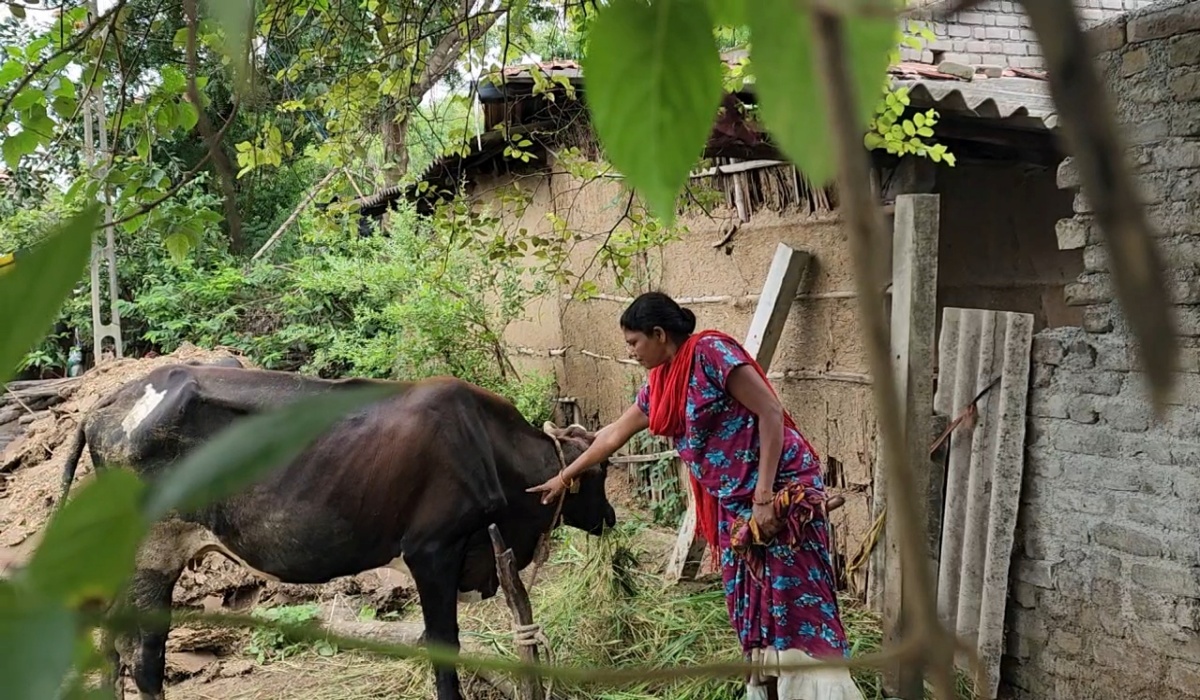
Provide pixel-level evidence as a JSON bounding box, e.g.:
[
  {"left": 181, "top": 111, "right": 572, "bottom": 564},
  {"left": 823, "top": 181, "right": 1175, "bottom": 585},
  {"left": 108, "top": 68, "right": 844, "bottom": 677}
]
[
  {"left": 8, "top": 3, "right": 25, "bottom": 20},
  {"left": 203, "top": 0, "right": 255, "bottom": 96},
  {"left": 0, "top": 59, "right": 22, "bottom": 87},
  {"left": 0, "top": 205, "right": 99, "bottom": 383},
  {"left": 135, "top": 132, "right": 150, "bottom": 160},
  {"left": 179, "top": 102, "right": 199, "bottom": 131},
  {"left": 10, "top": 87, "right": 43, "bottom": 112},
  {"left": 1, "top": 129, "right": 37, "bottom": 170},
  {"left": 0, "top": 594, "right": 76, "bottom": 700},
  {"left": 748, "top": 0, "right": 896, "bottom": 185},
  {"left": 164, "top": 233, "right": 192, "bottom": 263},
  {"left": 142, "top": 385, "right": 399, "bottom": 520},
  {"left": 24, "top": 470, "right": 146, "bottom": 606},
  {"left": 582, "top": 0, "right": 723, "bottom": 224}
]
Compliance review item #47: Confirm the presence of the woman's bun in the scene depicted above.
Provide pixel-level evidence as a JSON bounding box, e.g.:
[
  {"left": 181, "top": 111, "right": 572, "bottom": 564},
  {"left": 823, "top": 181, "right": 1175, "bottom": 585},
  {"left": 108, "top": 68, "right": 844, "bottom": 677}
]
[{"left": 680, "top": 307, "right": 697, "bottom": 334}]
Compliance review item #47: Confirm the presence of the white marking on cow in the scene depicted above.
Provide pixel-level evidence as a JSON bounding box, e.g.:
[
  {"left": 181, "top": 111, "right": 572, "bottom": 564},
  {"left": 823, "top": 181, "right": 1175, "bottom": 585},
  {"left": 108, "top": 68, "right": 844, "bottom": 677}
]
[
  {"left": 121, "top": 383, "right": 168, "bottom": 436},
  {"left": 387, "top": 556, "right": 483, "bottom": 604}
]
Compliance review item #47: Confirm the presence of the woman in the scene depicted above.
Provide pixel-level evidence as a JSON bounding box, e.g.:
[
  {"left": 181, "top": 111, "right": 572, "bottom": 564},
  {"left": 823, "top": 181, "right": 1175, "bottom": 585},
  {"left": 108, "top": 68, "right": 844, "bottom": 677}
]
[{"left": 528, "top": 292, "right": 864, "bottom": 699}]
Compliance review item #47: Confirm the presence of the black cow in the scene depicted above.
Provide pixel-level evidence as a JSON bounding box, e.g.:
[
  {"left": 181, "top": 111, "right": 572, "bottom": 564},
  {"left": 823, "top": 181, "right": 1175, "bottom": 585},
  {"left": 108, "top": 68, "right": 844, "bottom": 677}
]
[{"left": 59, "top": 363, "right": 615, "bottom": 700}]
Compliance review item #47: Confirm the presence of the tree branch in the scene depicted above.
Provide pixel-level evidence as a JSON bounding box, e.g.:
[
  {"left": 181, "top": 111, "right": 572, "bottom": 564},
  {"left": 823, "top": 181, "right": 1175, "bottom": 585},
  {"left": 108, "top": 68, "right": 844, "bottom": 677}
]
[{"left": 182, "top": 0, "right": 245, "bottom": 253}]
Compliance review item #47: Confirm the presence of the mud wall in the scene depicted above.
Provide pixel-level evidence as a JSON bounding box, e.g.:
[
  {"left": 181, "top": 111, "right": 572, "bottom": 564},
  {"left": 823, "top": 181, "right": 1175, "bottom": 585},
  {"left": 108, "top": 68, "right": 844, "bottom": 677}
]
[{"left": 477, "top": 165, "right": 878, "bottom": 589}]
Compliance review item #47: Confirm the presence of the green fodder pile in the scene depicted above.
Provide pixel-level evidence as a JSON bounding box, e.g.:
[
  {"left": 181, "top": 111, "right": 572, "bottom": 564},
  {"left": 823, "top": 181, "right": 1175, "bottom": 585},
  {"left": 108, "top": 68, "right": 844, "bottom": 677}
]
[{"left": 465, "top": 522, "right": 976, "bottom": 700}]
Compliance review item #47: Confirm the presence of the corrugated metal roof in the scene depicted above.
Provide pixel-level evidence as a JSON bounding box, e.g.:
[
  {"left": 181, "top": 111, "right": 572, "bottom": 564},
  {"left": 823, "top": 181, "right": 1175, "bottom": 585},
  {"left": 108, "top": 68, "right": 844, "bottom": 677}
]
[
  {"left": 892, "top": 74, "right": 1059, "bottom": 130},
  {"left": 491, "top": 57, "right": 1057, "bottom": 130},
  {"left": 935, "top": 307, "right": 1035, "bottom": 700}
]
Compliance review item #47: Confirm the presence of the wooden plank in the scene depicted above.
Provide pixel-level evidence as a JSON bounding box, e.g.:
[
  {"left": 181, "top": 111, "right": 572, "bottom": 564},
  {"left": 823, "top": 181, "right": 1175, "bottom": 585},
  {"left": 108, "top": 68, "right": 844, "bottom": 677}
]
[
  {"left": 743, "top": 244, "right": 813, "bottom": 372},
  {"left": 876, "top": 193, "right": 940, "bottom": 699},
  {"left": 664, "top": 243, "right": 811, "bottom": 583}
]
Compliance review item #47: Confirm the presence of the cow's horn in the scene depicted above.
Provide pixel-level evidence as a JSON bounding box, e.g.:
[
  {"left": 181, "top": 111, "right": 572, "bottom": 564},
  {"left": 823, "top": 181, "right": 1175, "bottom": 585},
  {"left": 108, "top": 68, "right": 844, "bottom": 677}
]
[{"left": 542, "top": 421, "right": 560, "bottom": 437}]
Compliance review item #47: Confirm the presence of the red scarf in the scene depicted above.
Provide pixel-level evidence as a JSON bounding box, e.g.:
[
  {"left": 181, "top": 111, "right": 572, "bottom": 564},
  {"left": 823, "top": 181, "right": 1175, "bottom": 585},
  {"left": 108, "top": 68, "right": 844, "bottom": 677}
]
[{"left": 647, "top": 330, "right": 798, "bottom": 560}]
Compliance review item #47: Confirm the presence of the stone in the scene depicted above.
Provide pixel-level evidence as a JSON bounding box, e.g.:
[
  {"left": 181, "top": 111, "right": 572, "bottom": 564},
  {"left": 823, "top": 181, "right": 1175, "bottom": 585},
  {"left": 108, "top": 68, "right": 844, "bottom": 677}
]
[
  {"left": 1122, "top": 47, "right": 1150, "bottom": 76},
  {"left": 1083, "top": 245, "right": 1109, "bottom": 272},
  {"left": 1083, "top": 306, "right": 1115, "bottom": 333},
  {"left": 1172, "top": 71, "right": 1200, "bottom": 102},
  {"left": 976, "top": 63, "right": 1004, "bottom": 78},
  {"left": 1055, "top": 217, "right": 1090, "bottom": 250},
  {"left": 1067, "top": 395, "right": 1099, "bottom": 424},
  {"left": 1064, "top": 274, "right": 1113, "bottom": 307},
  {"left": 936, "top": 61, "right": 974, "bottom": 80},
  {"left": 1166, "top": 663, "right": 1200, "bottom": 696},
  {"left": 1102, "top": 399, "right": 1153, "bottom": 433},
  {"left": 1130, "top": 562, "right": 1200, "bottom": 598},
  {"left": 1088, "top": 16, "right": 1128, "bottom": 53},
  {"left": 1029, "top": 393, "right": 1069, "bottom": 419},
  {"left": 1092, "top": 522, "right": 1162, "bottom": 557},
  {"left": 1065, "top": 339, "right": 1098, "bottom": 370},
  {"left": 1016, "top": 559, "right": 1057, "bottom": 590},
  {"left": 1051, "top": 422, "right": 1122, "bottom": 457},
  {"left": 1057, "top": 157, "right": 1080, "bottom": 190},
  {"left": 1153, "top": 141, "right": 1200, "bottom": 171},
  {"left": 1074, "top": 191, "right": 1093, "bottom": 214},
  {"left": 1128, "top": 3, "right": 1200, "bottom": 44},
  {"left": 1060, "top": 368, "right": 1124, "bottom": 397},
  {"left": 1032, "top": 335, "right": 1066, "bottom": 365},
  {"left": 1168, "top": 32, "right": 1200, "bottom": 67}
]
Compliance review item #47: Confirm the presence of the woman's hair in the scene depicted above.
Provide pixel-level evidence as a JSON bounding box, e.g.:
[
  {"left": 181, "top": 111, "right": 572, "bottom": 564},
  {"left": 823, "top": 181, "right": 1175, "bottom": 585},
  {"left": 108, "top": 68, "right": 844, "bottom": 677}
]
[{"left": 620, "top": 291, "right": 697, "bottom": 341}]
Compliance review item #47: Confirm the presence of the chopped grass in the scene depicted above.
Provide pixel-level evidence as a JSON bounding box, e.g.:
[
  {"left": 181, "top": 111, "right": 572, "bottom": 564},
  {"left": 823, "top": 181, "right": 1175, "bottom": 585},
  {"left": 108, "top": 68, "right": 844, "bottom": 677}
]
[{"left": 464, "top": 522, "right": 975, "bottom": 700}]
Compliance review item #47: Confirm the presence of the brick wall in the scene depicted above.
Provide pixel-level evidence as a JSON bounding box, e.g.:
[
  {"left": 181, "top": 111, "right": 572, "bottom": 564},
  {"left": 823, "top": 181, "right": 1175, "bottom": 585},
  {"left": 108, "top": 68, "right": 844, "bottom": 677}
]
[
  {"left": 1004, "top": 2, "right": 1200, "bottom": 698},
  {"left": 903, "top": 0, "right": 1161, "bottom": 69}
]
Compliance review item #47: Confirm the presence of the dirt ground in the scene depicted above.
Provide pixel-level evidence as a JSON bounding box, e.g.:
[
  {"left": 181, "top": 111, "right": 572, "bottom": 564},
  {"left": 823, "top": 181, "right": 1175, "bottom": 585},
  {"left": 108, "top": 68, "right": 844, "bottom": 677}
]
[{"left": 0, "top": 347, "right": 670, "bottom": 699}]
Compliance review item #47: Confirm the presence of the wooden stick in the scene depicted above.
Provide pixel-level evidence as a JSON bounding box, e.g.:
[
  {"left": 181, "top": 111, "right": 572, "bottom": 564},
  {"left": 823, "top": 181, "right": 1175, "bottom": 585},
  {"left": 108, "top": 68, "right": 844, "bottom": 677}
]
[
  {"left": 251, "top": 169, "right": 338, "bottom": 262},
  {"left": 810, "top": 6, "right": 952, "bottom": 699},
  {"left": 489, "top": 524, "right": 546, "bottom": 700}
]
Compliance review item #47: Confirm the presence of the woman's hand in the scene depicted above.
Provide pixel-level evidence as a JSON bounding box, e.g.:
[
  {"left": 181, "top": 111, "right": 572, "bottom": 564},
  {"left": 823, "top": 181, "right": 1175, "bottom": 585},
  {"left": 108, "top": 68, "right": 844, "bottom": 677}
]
[
  {"left": 752, "top": 495, "right": 782, "bottom": 541},
  {"left": 526, "top": 474, "right": 571, "bottom": 505}
]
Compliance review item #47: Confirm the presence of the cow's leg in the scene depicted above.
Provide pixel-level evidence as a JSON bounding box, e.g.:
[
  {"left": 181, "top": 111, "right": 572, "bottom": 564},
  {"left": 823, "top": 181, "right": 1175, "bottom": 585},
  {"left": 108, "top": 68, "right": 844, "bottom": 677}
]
[
  {"left": 112, "top": 519, "right": 205, "bottom": 700},
  {"left": 406, "top": 537, "right": 469, "bottom": 700}
]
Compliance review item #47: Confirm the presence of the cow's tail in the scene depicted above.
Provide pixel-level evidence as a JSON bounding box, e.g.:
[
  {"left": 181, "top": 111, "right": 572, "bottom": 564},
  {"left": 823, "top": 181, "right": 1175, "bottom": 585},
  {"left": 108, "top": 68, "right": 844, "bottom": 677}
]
[{"left": 58, "top": 423, "right": 88, "bottom": 507}]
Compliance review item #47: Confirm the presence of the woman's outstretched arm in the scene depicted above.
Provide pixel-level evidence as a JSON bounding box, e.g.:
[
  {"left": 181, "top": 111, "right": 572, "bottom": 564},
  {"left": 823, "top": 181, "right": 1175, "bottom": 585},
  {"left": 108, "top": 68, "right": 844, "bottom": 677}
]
[{"left": 526, "top": 402, "right": 649, "bottom": 504}]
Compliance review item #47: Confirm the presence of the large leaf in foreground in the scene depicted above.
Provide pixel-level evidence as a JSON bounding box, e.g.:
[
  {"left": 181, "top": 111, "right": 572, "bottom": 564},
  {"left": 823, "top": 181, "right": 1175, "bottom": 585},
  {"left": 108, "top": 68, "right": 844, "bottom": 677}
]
[
  {"left": 747, "top": 0, "right": 896, "bottom": 185},
  {"left": 0, "top": 589, "right": 76, "bottom": 700},
  {"left": 25, "top": 471, "right": 146, "bottom": 606},
  {"left": 582, "top": 0, "right": 724, "bottom": 224},
  {"left": 143, "top": 385, "right": 398, "bottom": 520},
  {"left": 0, "top": 205, "right": 99, "bottom": 384}
]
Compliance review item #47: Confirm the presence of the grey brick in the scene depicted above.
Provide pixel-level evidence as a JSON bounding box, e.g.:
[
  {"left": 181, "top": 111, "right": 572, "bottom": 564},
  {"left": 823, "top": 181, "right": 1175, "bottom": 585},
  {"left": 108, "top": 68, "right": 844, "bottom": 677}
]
[
  {"left": 1029, "top": 393, "right": 1068, "bottom": 419},
  {"left": 1094, "top": 337, "right": 1138, "bottom": 371},
  {"left": 1083, "top": 244, "right": 1109, "bottom": 272},
  {"left": 1064, "top": 274, "right": 1113, "bottom": 306},
  {"left": 1067, "top": 395, "right": 1099, "bottom": 424},
  {"left": 1168, "top": 32, "right": 1200, "bottom": 67},
  {"left": 1130, "top": 562, "right": 1200, "bottom": 598},
  {"left": 1083, "top": 305, "right": 1115, "bottom": 333},
  {"left": 1002, "top": 42, "right": 1027, "bottom": 56},
  {"left": 1130, "top": 587, "right": 1176, "bottom": 622},
  {"left": 1055, "top": 369, "right": 1124, "bottom": 397},
  {"left": 1055, "top": 218, "right": 1089, "bottom": 251},
  {"left": 1088, "top": 16, "right": 1128, "bottom": 52},
  {"left": 1102, "top": 398, "right": 1152, "bottom": 432},
  {"left": 1015, "top": 559, "right": 1057, "bottom": 589},
  {"left": 1122, "top": 46, "right": 1150, "bottom": 75},
  {"left": 1171, "top": 71, "right": 1200, "bottom": 102},
  {"left": 1092, "top": 522, "right": 1162, "bottom": 557},
  {"left": 1057, "top": 157, "right": 1079, "bottom": 190},
  {"left": 1128, "top": 3, "right": 1200, "bottom": 44},
  {"left": 1032, "top": 335, "right": 1066, "bottom": 365},
  {"left": 1051, "top": 422, "right": 1122, "bottom": 457}
]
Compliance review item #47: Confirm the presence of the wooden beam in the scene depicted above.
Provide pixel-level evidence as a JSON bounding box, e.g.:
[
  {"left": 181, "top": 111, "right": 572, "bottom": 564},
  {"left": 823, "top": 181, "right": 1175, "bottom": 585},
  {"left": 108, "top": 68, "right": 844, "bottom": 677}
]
[
  {"left": 664, "top": 243, "right": 812, "bottom": 583},
  {"left": 876, "top": 193, "right": 941, "bottom": 699}
]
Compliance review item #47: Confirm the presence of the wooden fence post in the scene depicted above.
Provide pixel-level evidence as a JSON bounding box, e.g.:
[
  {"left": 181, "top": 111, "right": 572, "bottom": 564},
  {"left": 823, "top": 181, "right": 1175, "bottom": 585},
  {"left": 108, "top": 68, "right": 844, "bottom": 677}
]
[
  {"left": 876, "top": 193, "right": 940, "bottom": 699},
  {"left": 489, "top": 524, "right": 546, "bottom": 700}
]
